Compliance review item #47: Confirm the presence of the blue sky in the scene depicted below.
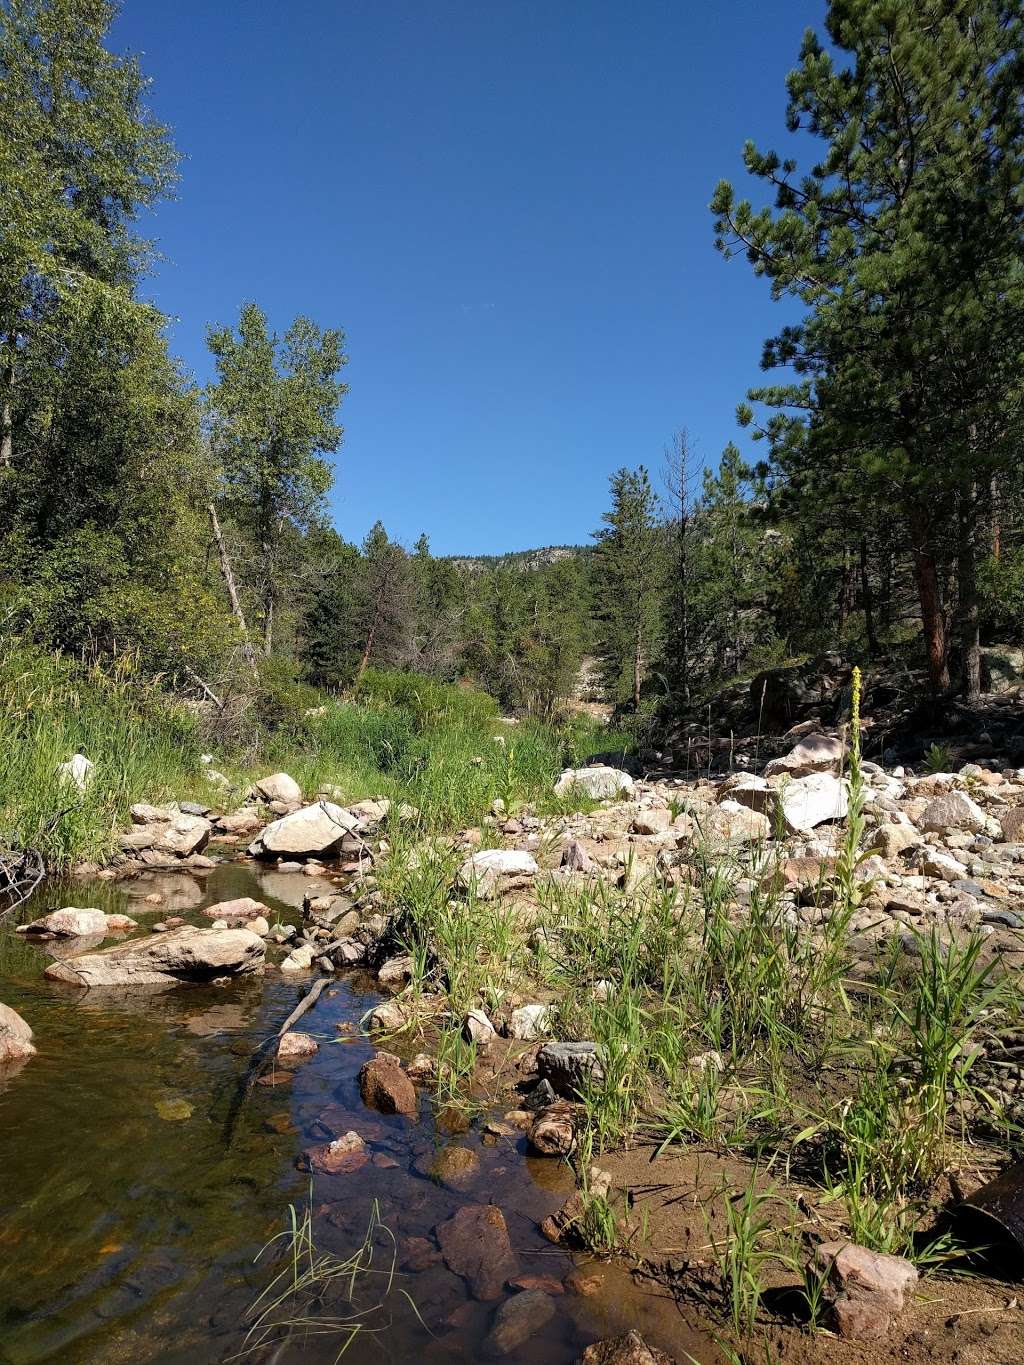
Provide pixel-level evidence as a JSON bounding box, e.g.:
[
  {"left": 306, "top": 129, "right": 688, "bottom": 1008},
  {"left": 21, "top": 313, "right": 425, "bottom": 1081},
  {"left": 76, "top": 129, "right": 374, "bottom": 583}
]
[{"left": 113, "top": 1, "right": 820, "bottom": 555}]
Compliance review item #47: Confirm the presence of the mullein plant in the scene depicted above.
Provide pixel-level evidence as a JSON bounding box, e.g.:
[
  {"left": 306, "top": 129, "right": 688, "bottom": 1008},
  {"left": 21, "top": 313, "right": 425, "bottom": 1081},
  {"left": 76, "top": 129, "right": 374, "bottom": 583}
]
[{"left": 834, "top": 666, "right": 868, "bottom": 913}]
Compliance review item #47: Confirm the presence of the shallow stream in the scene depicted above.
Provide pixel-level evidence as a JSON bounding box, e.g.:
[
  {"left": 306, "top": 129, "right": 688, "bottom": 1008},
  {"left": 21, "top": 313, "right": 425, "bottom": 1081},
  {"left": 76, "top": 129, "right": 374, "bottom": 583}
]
[{"left": 0, "top": 862, "right": 712, "bottom": 1364}]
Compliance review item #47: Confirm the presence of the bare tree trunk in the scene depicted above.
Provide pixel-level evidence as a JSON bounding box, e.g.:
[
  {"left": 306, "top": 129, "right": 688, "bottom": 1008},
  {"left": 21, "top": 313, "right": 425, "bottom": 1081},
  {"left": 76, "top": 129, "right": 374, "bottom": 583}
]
[
  {"left": 859, "top": 536, "right": 879, "bottom": 658},
  {"left": 908, "top": 503, "right": 950, "bottom": 694},
  {"left": 353, "top": 616, "right": 377, "bottom": 688},
  {"left": 992, "top": 474, "right": 1002, "bottom": 561},
  {"left": 958, "top": 482, "right": 981, "bottom": 703},
  {"left": 0, "top": 357, "right": 13, "bottom": 469},
  {"left": 209, "top": 503, "right": 258, "bottom": 676}
]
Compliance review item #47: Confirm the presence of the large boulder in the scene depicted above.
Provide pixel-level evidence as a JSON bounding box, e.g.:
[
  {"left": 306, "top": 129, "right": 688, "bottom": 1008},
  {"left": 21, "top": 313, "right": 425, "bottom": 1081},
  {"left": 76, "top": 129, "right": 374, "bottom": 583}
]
[
  {"left": 700, "top": 801, "right": 772, "bottom": 846},
  {"left": 538, "top": 1041, "right": 604, "bottom": 1097},
  {"left": 43, "top": 925, "right": 265, "bottom": 988},
  {"left": 249, "top": 801, "right": 359, "bottom": 859},
  {"left": 17, "top": 907, "right": 136, "bottom": 937},
  {"left": 554, "top": 766, "right": 635, "bottom": 801},
  {"left": 359, "top": 1054, "right": 417, "bottom": 1116},
  {"left": 778, "top": 772, "right": 849, "bottom": 833},
  {"left": 0, "top": 1002, "right": 36, "bottom": 1063},
  {"left": 764, "top": 733, "right": 845, "bottom": 778},
  {"left": 255, "top": 772, "right": 303, "bottom": 805},
  {"left": 119, "top": 814, "right": 212, "bottom": 858},
  {"left": 458, "top": 848, "right": 539, "bottom": 899}
]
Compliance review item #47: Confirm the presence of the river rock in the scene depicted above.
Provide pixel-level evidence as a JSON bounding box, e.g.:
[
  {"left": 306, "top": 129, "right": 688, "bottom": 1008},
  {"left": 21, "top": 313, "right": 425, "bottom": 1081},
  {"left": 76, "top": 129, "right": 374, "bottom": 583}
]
[
  {"left": 249, "top": 801, "right": 359, "bottom": 859},
  {"left": 579, "top": 1331, "right": 677, "bottom": 1365},
  {"left": 0, "top": 1002, "right": 36, "bottom": 1063},
  {"left": 538, "top": 1041, "right": 604, "bottom": 1097},
  {"left": 764, "top": 733, "right": 844, "bottom": 778},
  {"left": 421, "top": 1144, "right": 480, "bottom": 1189},
  {"left": 778, "top": 772, "right": 849, "bottom": 833},
  {"left": 463, "top": 1008, "right": 497, "bottom": 1044},
  {"left": 131, "top": 802, "right": 175, "bottom": 824},
  {"left": 202, "top": 896, "right": 271, "bottom": 921},
  {"left": 255, "top": 772, "right": 303, "bottom": 804},
  {"left": 435, "top": 1203, "right": 519, "bottom": 1299},
  {"left": 216, "top": 810, "right": 264, "bottom": 835},
  {"left": 17, "top": 907, "right": 137, "bottom": 937},
  {"left": 483, "top": 1288, "right": 556, "bottom": 1355},
  {"left": 458, "top": 849, "right": 539, "bottom": 898},
  {"left": 813, "top": 1240, "right": 918, "bottom": 1340},
  {"left": 999, "top": 807, "right": 1024, "bottom": 842},
  {"left": 306, "top": 1130, "right": 368, "bottom": 1174},
  {"left": 359, "top": 1055, "right": 417, "bottom": 1116},
  {"left": 917, "top": 792, "right": 987, "bottom": 836},
  {"left": 554, "top": 766, "right": 635, "bottom": 801},
  {"left": 277, "top": 1031, "right": 318, "bottom": 1064},
  {"left": 42, "top": 925, "right": 265, "bottom": 988},
  {"left": 509, "top": 1002, "right": 553, "bottom": 1040}
]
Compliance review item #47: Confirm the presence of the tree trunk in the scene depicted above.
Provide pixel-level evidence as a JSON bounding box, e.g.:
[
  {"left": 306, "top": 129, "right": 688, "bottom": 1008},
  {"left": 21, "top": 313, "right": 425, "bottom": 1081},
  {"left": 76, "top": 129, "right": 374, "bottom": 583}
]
[
  {"left": 354, "top": 617, "right": 377, "bottom": 688},
  {"left": 907, "top": 503, "right": 950, "bottom": 694},
  {"left": 958, "top": 483, "right": 981, "bottom": 703},
  {"left": 0, "top": 358, "right": 13, "bottom": 469},
  {"left": 838, "top": 545, "right": 856, "bottom": 635},
  {"left": 633, "top": 620, "right": 643, "bottom": 710},
  {"left": 859, "top": 536, "right": 879, "bottom": 658},
  {"left": 263, "top": 592, "right": 274, "bottom": 657},
  {"left": 208, "top": 503, "right": 259, "bottom": 677}
]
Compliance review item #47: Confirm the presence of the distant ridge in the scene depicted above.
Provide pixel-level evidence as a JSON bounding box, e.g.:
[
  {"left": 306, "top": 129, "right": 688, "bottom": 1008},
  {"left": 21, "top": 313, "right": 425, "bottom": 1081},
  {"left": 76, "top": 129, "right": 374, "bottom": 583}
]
[{"left": 443, "top": 544, "right": 589, "bottom": 573}]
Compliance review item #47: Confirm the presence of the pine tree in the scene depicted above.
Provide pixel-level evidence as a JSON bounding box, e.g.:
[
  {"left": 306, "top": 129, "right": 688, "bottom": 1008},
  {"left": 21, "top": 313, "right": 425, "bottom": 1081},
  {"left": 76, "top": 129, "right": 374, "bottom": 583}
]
[
  {"left": 593, "top": 466, "right": 666, "bottom": 709},
  {"left": 712, "top": 0, "right": 1024, "bottom": 696}
]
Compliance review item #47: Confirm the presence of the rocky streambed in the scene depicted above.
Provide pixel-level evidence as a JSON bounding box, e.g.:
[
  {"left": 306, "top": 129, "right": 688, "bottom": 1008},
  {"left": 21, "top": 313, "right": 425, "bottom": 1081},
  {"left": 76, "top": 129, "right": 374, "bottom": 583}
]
[
  {"left": 0, "top": 856, "right": 706, "bottom": 1365},
  {"left": 7, "top": 735, "right": 1024, "bottom": 1364}
]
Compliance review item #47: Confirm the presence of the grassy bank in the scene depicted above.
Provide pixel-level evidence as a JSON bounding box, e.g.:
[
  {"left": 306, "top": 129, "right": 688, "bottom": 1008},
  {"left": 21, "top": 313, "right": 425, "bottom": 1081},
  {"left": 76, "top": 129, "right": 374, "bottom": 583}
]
[{"left": 0, "top": 643, "right": 626, "bottom": 868}]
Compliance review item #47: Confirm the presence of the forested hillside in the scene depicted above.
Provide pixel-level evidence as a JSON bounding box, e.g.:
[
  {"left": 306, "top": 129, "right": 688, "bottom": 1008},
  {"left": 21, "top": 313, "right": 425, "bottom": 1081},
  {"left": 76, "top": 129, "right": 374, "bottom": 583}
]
[{"left": 2, "top": 0, "right": 1023, "bottom": 744}]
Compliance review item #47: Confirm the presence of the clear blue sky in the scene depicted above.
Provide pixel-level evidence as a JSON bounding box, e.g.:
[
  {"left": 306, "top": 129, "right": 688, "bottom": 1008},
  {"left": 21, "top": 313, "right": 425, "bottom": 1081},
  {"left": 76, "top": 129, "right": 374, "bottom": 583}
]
[{"left": 113, "top": 1, "right": 820, "bottom": 556}]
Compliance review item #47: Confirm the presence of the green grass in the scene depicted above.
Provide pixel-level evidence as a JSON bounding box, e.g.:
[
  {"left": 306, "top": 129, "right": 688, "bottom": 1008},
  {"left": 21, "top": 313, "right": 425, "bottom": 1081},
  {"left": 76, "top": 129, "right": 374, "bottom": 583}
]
[{"left": 0, "top": 645, "right": 624, "bottom": 868}]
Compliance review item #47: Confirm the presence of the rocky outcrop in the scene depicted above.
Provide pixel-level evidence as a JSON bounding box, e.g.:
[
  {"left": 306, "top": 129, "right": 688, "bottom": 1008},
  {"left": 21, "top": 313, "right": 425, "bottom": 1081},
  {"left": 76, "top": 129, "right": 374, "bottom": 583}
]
[
  {"left": 249, "top": 801, "right": 359, "bottom": 859},
  {"left": 43, "top": 925, "right": 265, "bottom": 988},
  {"left": 0, "top": 1002, "right": 36, "bottom": 1063}
]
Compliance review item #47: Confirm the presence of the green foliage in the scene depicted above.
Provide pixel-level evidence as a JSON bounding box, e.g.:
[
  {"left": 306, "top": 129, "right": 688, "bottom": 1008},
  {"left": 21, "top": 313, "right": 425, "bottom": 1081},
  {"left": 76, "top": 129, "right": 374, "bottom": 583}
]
[{"left": 712, "top": 0, "right": 1024, "bottom": 694}]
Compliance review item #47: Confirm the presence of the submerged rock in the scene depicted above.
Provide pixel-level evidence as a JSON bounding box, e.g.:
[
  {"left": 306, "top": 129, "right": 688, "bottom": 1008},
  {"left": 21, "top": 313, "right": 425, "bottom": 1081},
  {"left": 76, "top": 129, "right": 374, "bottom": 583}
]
[
  {"left": 0, "top": 1002, "right": 36, "bottom": 1064},
  {"left": 484, "top": 1288, "right": 556, "bottom": 1355},
  {"left": 435, "top": 1203, "right": 519, "bottom": 1299},
  {"left": 579, "top": 1331, "right": 678, "bottom": 1364},
  {"left": 43, "top": 926, "right": 265, "bottom": 989}
]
